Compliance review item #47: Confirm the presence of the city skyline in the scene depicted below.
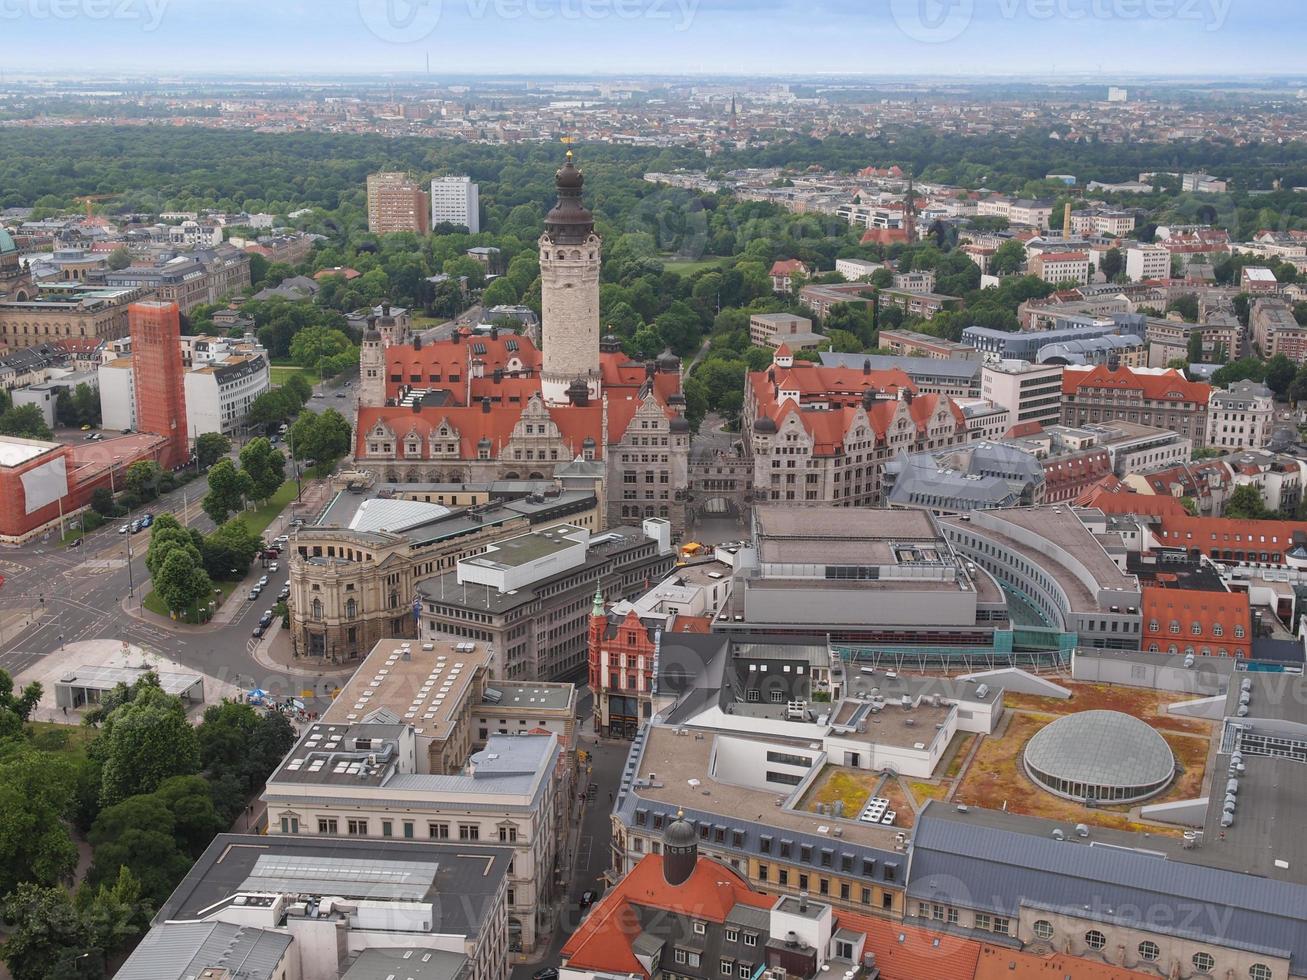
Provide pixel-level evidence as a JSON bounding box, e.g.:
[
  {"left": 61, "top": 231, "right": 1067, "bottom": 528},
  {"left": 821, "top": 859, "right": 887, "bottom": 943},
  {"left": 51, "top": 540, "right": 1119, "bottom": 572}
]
[{"left": 1, "top": 0, "right": 1303, "bottom": 78}]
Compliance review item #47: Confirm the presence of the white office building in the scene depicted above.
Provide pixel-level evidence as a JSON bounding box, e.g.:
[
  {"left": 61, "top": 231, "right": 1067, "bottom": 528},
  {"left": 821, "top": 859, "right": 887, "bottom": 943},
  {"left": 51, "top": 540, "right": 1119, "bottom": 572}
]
[
  {"left": 431, "top": 176, "right": 480, "bottom": 234},
  {"left": 183, "top": 352, "right": 271, "bottom": 437}
]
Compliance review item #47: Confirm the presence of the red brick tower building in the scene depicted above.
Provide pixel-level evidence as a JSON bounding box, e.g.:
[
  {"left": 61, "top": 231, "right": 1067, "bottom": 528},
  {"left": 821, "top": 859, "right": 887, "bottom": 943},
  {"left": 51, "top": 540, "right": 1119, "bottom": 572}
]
[{"left": 129, "top": 300, "right": 188, "bottom": 470}]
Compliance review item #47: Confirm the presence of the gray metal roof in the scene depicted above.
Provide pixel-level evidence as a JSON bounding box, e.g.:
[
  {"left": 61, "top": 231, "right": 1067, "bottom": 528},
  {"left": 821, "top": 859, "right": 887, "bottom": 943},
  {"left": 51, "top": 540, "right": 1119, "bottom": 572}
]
[
  {"left": 818, "top": 350, "right": 981, "bottom": 380},
  {"left": 909, "top": 807, "right": 1307, "bottom": 970},
  {"left": 1023, "top": 710, "right": 1175, "bottom": 791},
  {"left": 114, "top": 922, "right": 291, "bottom": 980},
  {"left": 342, "top": 948, "right": 468, "bottom": 980}
]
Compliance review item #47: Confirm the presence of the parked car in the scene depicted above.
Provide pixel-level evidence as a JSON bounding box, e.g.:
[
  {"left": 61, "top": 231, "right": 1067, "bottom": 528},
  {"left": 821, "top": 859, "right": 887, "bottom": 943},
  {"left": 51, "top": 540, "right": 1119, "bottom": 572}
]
[
  {"left": 277, "top": 587, "right": 290, "bottom": 602},
  {"left": 312, "top": 392, "right": 324, "bottom": 399},
  {"left": 579, "top": 889, "right": 600, "bottom": 909},
  {"left": 259, "top": 611, "right": 274, "bottom": 627},
  {"left": 118, "top": 524, "right": 130, "bottom": 534},
  {"left": 335, "top": 391, "right": 347, "bottom": 399},
  {"left": 248, "top": 587, "right": 261, "bottom": 600},
  {"left": 140, "top": 514, "right": 154, "bottom": 528},
  {"left": 533, "top": 970, "right": 559, "bottom": 980},
  {"left": 129, "top": 520, "right": 143, "bottom": 533},
  {"left": 269, "top": 562, "right": 279, "bottom": 573},
  {"left": 252, "top": 624, "right": 266, "bottom": 638}
]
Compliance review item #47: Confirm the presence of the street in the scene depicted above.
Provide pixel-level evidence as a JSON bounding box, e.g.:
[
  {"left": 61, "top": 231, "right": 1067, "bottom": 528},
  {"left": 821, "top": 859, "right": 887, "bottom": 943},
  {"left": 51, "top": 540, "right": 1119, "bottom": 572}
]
[
  {"left": 0, "top": 468, "right": 324, "bottom": 700},
  {"left": 512, "top": 695, "right": 630, "bottom": 979}
]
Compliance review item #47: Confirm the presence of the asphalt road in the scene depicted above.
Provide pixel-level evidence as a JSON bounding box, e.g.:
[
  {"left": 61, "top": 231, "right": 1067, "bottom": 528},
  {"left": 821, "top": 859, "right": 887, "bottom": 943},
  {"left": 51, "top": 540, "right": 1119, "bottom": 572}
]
[
  {"left": 510, "top": 693, "right": 630, "bottom": 978},
  {"left": 0, "top": 469, "right": 318, "bottom": 698}
]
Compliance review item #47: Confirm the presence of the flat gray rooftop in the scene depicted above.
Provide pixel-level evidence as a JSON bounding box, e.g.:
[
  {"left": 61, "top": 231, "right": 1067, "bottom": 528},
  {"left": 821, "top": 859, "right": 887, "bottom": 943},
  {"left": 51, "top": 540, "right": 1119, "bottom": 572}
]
[
  {"left": 155, "top": 834, "right": 512, "bottom": 939},
  {"left": 343, "top": 948, "right": 468, "bottom": 980}
]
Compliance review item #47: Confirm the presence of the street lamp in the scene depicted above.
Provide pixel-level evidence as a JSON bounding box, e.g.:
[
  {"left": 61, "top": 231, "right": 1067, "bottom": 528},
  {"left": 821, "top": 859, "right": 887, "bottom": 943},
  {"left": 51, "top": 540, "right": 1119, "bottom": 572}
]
[{"left": 125, "top": 539, "right": 135, "bottom": 599}]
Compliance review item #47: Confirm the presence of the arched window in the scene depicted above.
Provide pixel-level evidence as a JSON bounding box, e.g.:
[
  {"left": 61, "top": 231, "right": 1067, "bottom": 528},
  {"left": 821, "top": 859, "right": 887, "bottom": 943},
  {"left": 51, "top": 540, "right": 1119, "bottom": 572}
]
[
  {"left": 345, "top": 598, "right": 357, "bottom": 619},
  {"left": 311, "top": 599, "right": 322, "bottom": 620}
]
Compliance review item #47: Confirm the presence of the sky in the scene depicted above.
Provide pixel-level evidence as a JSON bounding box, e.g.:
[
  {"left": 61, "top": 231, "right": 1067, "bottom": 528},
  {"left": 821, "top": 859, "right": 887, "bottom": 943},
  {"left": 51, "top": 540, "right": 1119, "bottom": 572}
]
[{"left": 1, "top": 0, "right": 1302, "bottom": 78}]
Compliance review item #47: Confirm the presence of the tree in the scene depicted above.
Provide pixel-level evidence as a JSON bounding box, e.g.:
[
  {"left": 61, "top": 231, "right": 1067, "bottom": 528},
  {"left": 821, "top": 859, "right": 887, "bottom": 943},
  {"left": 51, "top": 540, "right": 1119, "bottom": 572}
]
[
  {"left": 1100, "top": 247, "right": 1124, "bottom": 281},
  {"left": 1166, "top": 357, "right": 1190, "bottom": 371},
  {"left": 1289, "top": 365, "right": 1307, "bottom": 405},
  {"left": 200, "top": 518, "right": 262, "bottom": 581},
  {"left": 287, "top": 409, "right": 352, "bottom": 472},
  {"left": 86, "top": 796, "right": 193, "bottom": 908},
  {"left": 1264, "top": 354, "right": 1296, "bottom": 398},
  {"left": 1225, "top": 484, "right": 1271, "bottom": 521},
  {"left": 202, "top": 458, "right": 253, "bottom": 524},
  {"left": 96, "top": 683, "right": 200, "bottom": 805},
  {"left": 0, "top": 746, "right": 79, "bottom": 893},
  {"left": 0, "top": 666, "right": 42, "bottom": 729},
  {"left": 290, "top": 325, "right": 351, "bottom": 369},
  {"left": 194, "top": 431, "right": 232, "bottom": 469},
  {"left": 1211, "top": 358, "right": 1266, "bottom": 389},
  {"left": 78, "top": 866, "right": 149, "bottom": 960},
  {"left": 283, "top": 372, "right": 313, "bottom": 406},
  {"left": 152, "top": 549, "right": 215, "bottom": 622},
  {"left": 0, "top": 884, "right": 93, "bottom": 980},
  {"left": 1166, "top": 294, "right": 1200, "bottom": 323},
  {"left": 106, "top": 246, "right": 132, "bottom": 271},
  {"left": 246, "top": 387, "right": 298, "bottom": 428},
  {"left": 1186, "top": 330, "right": 1203, "bottom": 364},
  {"left": 198, "top": 701, "right": 294, "bottom": 794},
  {"left": 123, "top": 460, "right": 163, "bottom": 501},
  {"left": 238, "top": 437, "right": 286, "bottom": 502},
  {"left": 989, "top": 239, "right": 1026, "bottom": 277},
  {"left": 0, "top": 404, "right": 53, "bottom": 440},
  {"left": 145, "top": 519, "right": 204, "bottom": 582}
]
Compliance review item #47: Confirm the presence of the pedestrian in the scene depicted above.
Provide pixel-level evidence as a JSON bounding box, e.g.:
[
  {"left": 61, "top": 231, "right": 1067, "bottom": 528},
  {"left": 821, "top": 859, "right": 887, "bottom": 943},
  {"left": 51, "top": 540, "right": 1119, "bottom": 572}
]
[{"left": 62, "top": 705, "right": 67, "bottom": 717}]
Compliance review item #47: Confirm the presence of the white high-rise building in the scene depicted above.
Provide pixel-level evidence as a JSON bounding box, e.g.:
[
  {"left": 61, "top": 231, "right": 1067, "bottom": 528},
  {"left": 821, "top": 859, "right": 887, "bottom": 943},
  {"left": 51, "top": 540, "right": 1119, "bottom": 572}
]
[
  {"left": 430, "top": 175, "right": 480, "bottom": 233},
  {"left": 538, "top": 152, "right": 602, "bottom": 405},
  {"left": 1108, "top": 87, "right": 1128, "bottom": 103}
]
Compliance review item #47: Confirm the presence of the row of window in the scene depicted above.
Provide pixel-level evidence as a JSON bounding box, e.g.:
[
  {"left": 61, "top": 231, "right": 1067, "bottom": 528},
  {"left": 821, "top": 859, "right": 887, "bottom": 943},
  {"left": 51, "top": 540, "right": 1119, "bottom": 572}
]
[
  {"left": 312, "top": 817, "right": 518, "bottom": 843},
  {"left": 1031, "top": 922, "right": 1269, "bottom": 978}
]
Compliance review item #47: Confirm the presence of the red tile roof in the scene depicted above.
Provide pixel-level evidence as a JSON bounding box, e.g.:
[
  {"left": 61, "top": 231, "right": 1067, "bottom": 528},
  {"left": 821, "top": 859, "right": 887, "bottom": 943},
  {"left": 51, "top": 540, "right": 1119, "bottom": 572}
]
[
  {"left": 1076, "top": 477, "right": 1190, "bottom": 517},
  {"left": 861, "top": 228, "right": 909, "bottom": 246},
  {"left": 770, "top": 259, "right": 809, "bottom": 277},
  {"left": 973, "top": 944, "right": 1158, "bottom": 980},
  {"left": 1062, "top": 365, "right": 1211, "bottom": 405},
  {"left": 1153, "top": 516, "right": 1307, "bottom": 563},
  {"left": 563, "top": 855, "right": 996, "bottom": 980},
  {"left": 1142, "top": 584, "right": 1251, "bottom": 655}
]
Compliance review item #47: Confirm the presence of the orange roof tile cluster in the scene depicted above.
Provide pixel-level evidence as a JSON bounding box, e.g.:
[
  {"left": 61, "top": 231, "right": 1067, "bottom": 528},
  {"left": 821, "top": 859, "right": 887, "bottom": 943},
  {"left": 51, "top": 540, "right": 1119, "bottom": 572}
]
[
  {"left": 1062, "top": 364, "right": 1212, "bottom": 405},
  {"left": 770, "top": 259, "right": 809, "bottom": 277},
  {"left": 750, "top": 361, "right": 966, "bottom": 456},
  {"left": 560, "top": 856, "right": 764, "bottom": 975},
  {"left": 1142, "top": 584, "right": 1251, "bottom": 653},
  {"left": 360, "top": 333, "right": 684, "bottom": 462},
  {"left": 1076, "top": 477, "right": 1190, "bottom": 517},
  {"left": 973, "top": 945, "right": 1158, "bottom": 980},
  {"left": 1153, "top": 515, "right": 1307, "bottom": 561},
  {"left": 861, "top": 227, "right": 909, "bottom": 246}
]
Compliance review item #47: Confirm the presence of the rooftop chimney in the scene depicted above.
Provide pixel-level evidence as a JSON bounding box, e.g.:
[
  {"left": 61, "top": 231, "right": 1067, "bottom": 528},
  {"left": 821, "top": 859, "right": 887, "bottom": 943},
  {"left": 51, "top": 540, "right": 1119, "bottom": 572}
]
[
  {"left": 481, "top": 397, "right": 492, "bottom": 414},
  {"left": 413, "top": 334, "right": 422, "bottom": 351}
]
